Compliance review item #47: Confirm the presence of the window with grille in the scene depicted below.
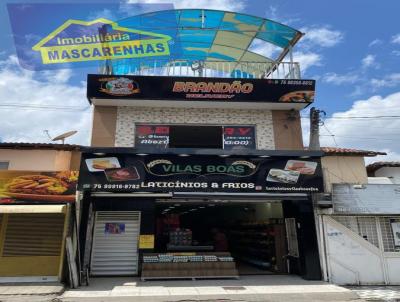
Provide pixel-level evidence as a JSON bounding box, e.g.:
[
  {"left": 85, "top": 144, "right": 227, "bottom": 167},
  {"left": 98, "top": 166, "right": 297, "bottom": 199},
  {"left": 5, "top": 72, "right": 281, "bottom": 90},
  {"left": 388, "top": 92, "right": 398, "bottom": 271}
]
[
  {"left": 0, "top": 161, "right": 9, "bottom": 170},
  {"left": 332, "top": 215, "right": 400, "bottom": 252},
  {"left": 379, "top": 217, "right": 400, "bottom": 252},
  {"left": 332, "top": 216, "right": 380, "bottom": 248}
]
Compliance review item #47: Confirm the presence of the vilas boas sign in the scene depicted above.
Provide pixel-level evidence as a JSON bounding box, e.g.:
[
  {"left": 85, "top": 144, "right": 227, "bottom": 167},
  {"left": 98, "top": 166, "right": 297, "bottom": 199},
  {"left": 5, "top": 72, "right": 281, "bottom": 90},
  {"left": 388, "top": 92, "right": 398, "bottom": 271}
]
[{"left": 78, "top": 153, "right": 323, "bottom": 193}]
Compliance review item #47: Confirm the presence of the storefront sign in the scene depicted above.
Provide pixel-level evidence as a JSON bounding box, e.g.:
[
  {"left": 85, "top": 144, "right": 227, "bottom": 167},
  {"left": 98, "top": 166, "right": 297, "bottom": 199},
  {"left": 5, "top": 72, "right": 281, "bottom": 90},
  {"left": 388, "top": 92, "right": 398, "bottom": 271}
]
[
  {"left": 78, "top": 153, "right": 323, "bottom": 193},
  {"left": 223, "top": 126, "right": 256, "bottom": 150},
  {"left": 139, "top": 234, "right": 155, "bottom": 249},
  {"left": 391, "top": 221, "right": 400, "bottom": 247},
  {"left": 0, "top": 171, "right": 78, "bottom": 203},
  {"left": 135, "top": 125, "right": 169, "bottom": 149},
  {"left": 87, "top": 74, "right": 315, "bottom": 104},
  {"left": 135, "top": 124, "right": 255, "bottom": 150}
]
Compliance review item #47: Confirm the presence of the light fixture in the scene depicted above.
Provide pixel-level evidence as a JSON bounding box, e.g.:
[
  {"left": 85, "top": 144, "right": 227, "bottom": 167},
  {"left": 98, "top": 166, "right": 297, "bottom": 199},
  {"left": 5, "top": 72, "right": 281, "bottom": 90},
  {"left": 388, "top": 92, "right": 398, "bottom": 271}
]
[
  {"left": 218, "top": 154, "right": 230, "bottom": 157},
  {"left": 299, "top": 156, "right": 310, "bottom": 159},
  {"left": 199, "top": 206, "right": 205, "bottom": 209},
  {"left": 178, "top": 154, "right": 190, "bottom": 157},
  {"left": 259, "top": 155, "right": 270, "bottom": 158},
  {"left": 93, "top": 153, "right": 106, "bottom": 156},
  {"left": 136, "top": 153, "right": 148, "bottom": 156}
]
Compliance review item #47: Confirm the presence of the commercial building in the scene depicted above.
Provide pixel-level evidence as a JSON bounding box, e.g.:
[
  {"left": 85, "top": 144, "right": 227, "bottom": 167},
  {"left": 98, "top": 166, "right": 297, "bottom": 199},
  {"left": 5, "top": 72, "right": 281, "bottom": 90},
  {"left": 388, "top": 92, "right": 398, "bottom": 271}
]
[
  {"left": 76, "top": 9, "right": 324, "bottom": 282},
  {"left": 0, "top": 143, "right": 80, "bottom": 282}
]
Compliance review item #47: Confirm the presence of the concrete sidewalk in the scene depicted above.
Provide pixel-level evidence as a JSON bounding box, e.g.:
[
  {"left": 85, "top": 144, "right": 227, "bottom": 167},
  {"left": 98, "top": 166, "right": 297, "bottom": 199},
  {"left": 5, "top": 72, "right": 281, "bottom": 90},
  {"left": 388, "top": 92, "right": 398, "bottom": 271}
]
[
  {"left": 61, "top": 275, "right": 361, "bottom": 302},
  {"left": 0, "top": 282, "right": 64, "bottom": 302}
]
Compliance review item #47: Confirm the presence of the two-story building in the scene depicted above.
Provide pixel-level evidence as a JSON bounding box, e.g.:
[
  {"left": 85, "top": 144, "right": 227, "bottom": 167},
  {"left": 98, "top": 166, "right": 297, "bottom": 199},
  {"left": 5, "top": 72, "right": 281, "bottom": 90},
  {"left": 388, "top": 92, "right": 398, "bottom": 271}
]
[{"left": 76, "top": 9, "right": 325, "bottom": 282}]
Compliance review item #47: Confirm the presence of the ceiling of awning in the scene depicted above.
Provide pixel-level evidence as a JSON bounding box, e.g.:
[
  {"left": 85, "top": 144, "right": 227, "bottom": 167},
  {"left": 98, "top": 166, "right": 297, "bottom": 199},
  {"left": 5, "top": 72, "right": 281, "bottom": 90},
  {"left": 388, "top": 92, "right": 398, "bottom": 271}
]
[{"left": 107, "top": 9, "right": 303, "bottom": 76}]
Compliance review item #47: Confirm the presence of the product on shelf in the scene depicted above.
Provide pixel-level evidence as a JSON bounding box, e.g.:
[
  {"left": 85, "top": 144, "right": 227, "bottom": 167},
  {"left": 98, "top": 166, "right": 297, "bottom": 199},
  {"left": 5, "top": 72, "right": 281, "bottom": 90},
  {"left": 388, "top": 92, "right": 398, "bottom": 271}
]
[
  {"left": 169, "top": 228, "right": 192, "bottom": 246},
  {"left": 204, "top": 255, "right": 218, "bottom": 262},
  {"left": 188, "top": 255, "right": 204, "bottom": 262},
  {"left": 143, "top": 256, "right": 159, "bottom": 263},
  {"left": 218, "top": 256, "right": 234, "bottom": 262}
]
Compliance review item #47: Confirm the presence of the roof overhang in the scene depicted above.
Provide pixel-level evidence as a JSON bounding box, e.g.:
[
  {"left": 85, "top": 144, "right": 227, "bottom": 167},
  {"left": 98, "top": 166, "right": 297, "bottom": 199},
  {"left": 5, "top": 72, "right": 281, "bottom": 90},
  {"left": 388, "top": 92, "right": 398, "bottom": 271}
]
[
  {"left": 0, "top": 204, "right": 67, "bottom": 214},
  {"left": 91, "top": 98, "right": 310, "bottom": 110},
  {"left": 81, "top": 147, "right": 323, "bottom": 158}
]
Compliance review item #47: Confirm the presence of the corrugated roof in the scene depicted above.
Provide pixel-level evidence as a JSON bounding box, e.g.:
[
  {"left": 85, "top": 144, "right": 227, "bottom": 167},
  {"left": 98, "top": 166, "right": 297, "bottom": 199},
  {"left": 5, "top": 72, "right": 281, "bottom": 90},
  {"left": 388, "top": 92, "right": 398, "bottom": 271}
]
[
  {"left": 0, "top": 142, "right": 82, "bottom": 151},
  {"left": 321, "top": 147, "right": 387, "bottom": 157},
  {"left": 367, "top": 161, "right": 400, "bottom": 173}
]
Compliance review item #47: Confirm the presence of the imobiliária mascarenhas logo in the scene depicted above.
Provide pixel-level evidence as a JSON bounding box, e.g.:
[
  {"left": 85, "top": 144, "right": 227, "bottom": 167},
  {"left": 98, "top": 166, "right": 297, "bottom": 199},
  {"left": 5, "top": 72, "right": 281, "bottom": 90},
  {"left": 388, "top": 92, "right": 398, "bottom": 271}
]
[{"left": 32, "top": 18, "right": 171, "bottom": 64}]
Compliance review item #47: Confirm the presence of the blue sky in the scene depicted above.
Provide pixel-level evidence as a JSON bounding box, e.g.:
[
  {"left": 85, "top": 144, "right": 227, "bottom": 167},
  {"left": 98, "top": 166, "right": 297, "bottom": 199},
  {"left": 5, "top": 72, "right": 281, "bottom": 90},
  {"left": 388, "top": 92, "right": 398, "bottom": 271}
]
[{"left": 0, "top": 0, "right": 399, "bottom": 162}]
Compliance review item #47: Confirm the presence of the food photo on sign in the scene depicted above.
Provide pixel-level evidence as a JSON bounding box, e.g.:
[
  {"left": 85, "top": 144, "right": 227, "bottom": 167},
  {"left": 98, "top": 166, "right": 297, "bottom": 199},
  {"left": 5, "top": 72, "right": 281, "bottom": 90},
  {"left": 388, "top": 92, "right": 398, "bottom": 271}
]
[{"left": 0, "top": 171, "right": 78, "bottom": 203}]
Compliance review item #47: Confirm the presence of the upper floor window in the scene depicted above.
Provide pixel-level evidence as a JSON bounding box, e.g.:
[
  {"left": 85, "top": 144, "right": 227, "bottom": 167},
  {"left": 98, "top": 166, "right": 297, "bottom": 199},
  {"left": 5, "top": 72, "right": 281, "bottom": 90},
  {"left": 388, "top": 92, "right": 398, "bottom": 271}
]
[
  {"left": 0, "top": 161, "right": 9, "bottom": 170},
  {"left": 135, "top": 124, "right": 256, "bottom": 150}
]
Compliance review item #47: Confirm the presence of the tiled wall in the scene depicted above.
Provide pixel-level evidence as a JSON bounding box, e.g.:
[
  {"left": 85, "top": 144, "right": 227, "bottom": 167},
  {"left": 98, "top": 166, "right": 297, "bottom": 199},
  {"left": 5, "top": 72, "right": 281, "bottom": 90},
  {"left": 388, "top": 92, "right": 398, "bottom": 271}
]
[{"left": 115, "top": 106, "right": 275, "bottom": 149}]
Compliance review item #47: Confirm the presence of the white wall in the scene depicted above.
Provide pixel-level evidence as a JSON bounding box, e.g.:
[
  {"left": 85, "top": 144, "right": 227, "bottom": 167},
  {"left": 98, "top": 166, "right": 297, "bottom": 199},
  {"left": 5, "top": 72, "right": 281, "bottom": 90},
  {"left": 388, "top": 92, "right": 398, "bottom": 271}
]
[
  {"left": 374, "top": 167, "right": 400, "bottom": 184},
  {"left": 115, "top": 106, "right": 275, "bottom": 149}
]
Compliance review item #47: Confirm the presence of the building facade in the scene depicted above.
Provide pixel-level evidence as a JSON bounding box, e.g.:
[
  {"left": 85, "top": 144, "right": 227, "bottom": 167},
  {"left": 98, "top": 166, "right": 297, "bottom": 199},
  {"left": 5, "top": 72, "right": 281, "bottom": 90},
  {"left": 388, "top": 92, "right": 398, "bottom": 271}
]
[
  {"left": 0, "top": 143, "right": 80, "bottom": 282},
  {"left": 315, "top": 152, "right": 400, "bottom": 285}
]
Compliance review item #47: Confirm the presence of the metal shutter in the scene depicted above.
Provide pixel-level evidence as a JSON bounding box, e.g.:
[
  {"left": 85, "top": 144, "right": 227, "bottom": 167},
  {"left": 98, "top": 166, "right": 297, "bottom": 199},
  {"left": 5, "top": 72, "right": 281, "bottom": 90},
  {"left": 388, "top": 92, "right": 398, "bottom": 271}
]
[
  {"left": 91, "top": 211, "right": 141, "bottom": 276},
  {"left": 2, "top": 214, "right": 64, "bottom": 256}
]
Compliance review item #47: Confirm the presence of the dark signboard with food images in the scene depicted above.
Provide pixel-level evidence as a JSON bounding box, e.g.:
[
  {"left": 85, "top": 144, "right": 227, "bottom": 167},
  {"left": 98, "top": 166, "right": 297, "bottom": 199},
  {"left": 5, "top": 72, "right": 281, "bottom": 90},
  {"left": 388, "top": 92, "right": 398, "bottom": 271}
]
[
  {"left": 87, "top": 74, "right": 315, "bottom": 103},
  {"left": 134, "top": 124, "right": 255, "bottom": 150},
  {"left": 0, "top": 171, "right": 78, "bottom": 203},
  {"left": 78, "top": 153, "right": 323, "bottom": 194}
]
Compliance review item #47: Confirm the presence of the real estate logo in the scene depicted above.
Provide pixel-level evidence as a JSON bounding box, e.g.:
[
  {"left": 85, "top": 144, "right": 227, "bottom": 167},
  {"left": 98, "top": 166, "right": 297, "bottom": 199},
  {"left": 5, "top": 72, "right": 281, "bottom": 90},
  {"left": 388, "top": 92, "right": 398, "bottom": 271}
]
[{"left": 32, "top": 18, "right": 172, "bottom": 64}]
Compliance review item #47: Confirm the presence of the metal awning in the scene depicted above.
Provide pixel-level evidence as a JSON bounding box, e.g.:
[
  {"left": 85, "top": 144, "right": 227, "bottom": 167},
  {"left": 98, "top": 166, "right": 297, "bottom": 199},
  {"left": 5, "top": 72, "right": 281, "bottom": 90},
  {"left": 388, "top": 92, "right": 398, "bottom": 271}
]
[
  {"left": 107, "top": 9, "right": 303, "bottom": 77},
  {"left": 0, "top": 205, "right": 66, "bottom": 214}
]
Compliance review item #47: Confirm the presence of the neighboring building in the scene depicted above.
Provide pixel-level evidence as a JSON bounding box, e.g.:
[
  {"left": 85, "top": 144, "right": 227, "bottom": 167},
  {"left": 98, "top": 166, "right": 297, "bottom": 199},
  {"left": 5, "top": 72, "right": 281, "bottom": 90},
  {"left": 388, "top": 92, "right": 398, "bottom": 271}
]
[
  {"left": 315, "top": 151, "right": 400, "bottom": 285},
  {"left": 367, "top": 162, "right": 400, "bottom": 184},
  {"left": 0, "top": 143, "right": 81, "bottom": 171},
  {"left": 0, "top": 143, "right": 81, "bottom": 283}
]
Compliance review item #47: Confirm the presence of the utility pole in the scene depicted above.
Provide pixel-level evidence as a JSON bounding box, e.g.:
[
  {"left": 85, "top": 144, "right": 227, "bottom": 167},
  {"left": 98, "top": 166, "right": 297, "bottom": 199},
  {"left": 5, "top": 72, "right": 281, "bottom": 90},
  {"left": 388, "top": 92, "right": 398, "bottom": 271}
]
[{"left": 309, "top": 107, "right": 322, "bottom": 150}]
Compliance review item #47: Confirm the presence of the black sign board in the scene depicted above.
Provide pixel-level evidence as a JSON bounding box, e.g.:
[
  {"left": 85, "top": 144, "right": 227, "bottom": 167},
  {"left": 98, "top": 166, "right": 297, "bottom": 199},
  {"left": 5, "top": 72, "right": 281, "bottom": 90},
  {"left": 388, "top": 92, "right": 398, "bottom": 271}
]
[
  {"left": 79, "top": 153, "right": 323, "bottom": 194},
  {"left": 223, "top": 126, "right": 256, "bottom": 150},
  {"left": 135, "top": 124, "right": 169, "bottom": 149},
  {"left": 87, "top": 74, "right": 315, "bottom": 104},
  {"left": 134, "top": 124, "right": 256, "bottom": 150}
]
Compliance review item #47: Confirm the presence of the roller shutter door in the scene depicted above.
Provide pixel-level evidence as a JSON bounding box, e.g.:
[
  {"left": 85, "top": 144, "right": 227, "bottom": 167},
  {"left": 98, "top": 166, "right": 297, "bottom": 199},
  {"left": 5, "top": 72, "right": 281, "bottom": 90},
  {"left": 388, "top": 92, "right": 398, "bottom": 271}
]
[
  {"left": 3, "top": 214, "right": 64, "bottom": 256},
  {"left": 91, "top": 211, "right": 140, "bottom": 276}
]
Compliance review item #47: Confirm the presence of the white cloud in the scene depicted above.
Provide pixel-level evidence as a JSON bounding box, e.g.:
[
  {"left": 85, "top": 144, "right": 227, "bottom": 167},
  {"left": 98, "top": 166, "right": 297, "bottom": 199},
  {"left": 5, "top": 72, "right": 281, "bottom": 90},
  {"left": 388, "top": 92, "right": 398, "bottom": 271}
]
[
  {"left": 300, "top": 26, "right": 344, "bottom": 48},
  {"left": 368, "top": 39, "right": 383, "bottom": 47},
  {"left": 293, "top": 51, "right": 322, "bottom": 73},
  {"left": 392, "top": 50, "right": 400, "bottom": 56},
  {"left": 0, "top": 56, "right": 90, "bottom": 145},
  {"left": 127, "top": 0, "right": 245, "bottom": 11},
  {"left": 249, "top": 39, "right": 281, "bottom": 59},
  {"left": 361, "top": 54, "right": 378, "bottom": 69},
  {"left": 370, "top": 73, "right": 400, "bottom": 89},
  {"left": 391, "top": 34, "right": 400, "bottom": 44},
  {"left": 302, "top": 92, "right": 400, "bottom": 162},
  {"left": 322, "top": 72, "right": 359, "bottom": 85}
]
